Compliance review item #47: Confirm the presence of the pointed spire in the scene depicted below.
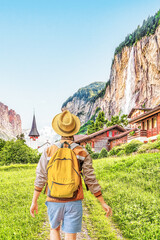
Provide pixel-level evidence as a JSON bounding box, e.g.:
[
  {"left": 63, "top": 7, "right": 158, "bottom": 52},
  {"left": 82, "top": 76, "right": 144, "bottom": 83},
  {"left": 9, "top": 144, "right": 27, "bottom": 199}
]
[{"left": 29, "top": 114, "right": 40, "bottom": 137}]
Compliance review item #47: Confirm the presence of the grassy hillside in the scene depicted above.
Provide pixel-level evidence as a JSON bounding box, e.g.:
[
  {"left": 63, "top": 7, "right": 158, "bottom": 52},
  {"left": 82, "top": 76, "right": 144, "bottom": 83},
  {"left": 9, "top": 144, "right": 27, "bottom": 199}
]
[
  {"left": 85, "top": 153, "right": 160, "bottom": 240},
  {"left": 0, "top": 164, "right": 48, "bottom": 240}
]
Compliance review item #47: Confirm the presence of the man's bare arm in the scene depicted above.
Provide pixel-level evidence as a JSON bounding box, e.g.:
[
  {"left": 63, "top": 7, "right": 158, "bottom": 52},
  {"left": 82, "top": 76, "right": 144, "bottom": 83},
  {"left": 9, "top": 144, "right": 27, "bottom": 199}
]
[
  {"left": 97, "top": 194, "right": 112, "bottom": 217},
  {"left": 30, "top": 189, "right": 42, "bottom": 217}
]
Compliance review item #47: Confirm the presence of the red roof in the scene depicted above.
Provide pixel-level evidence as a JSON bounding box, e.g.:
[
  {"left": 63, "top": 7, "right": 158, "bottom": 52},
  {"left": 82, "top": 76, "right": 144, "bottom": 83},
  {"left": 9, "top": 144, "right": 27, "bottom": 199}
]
[
  {"left": 75, "top": 124, "right": 126, "bottom": 143},
  {"left": 74, "top": 135, "right": 87, "bottom": 141}
]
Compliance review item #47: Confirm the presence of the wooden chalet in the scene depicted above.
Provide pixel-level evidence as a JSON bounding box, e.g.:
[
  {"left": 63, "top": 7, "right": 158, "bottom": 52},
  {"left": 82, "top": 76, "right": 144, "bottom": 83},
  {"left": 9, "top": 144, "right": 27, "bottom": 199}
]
[
  {"left": 75, "top": 125, "right": 126, "bottom": 152},
  {"left": 127, "top": 104, "right": 160, "bottom": 142},
  {"left": 75, "top": 104, "right": 160, "bottom": 153}
]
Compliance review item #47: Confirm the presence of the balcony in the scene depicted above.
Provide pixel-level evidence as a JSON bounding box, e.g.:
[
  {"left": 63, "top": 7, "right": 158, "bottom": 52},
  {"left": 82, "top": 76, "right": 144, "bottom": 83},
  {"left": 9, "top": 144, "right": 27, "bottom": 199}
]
[{"left": 127, "top": 129, "right": 147, "bottom": 140}]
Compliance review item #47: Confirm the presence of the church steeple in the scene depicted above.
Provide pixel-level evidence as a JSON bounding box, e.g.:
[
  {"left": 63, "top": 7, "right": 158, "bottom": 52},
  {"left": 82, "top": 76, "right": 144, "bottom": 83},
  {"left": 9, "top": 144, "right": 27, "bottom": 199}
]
[{"left": 29, "top": 113, "right": 40, "bottom": 141}]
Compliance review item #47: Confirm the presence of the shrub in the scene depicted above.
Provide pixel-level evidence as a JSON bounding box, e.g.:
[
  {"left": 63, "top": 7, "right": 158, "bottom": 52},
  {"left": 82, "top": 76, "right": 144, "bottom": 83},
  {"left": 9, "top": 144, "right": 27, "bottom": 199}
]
[
  {"left": 129, "top": 130, "right": 135, "bottom": 136},
  {"left": 0, "top": 139, "right": 6, "bottom": 151},
  {"left": 117, "top": 149, "right": 125, "bottom": 156},
  {"left": 138, "top": 139, "right": 160, "bottom": 153},
  {"left": 98, "top": 148, "right": 108, "bottom": 158},
  {"left": 137, "top": 142, "right": 152, "bottom": 153},
  {"left": 157, "top": 134, "right": 160, "bottom": 141},
  {"left": 85, "top": 143, "right": 93, "bottom": 154},
  {"left": 108, "top": 144, "right": 126, "bottom": 156},
  {"left": 108, "top": 147, "right": 116, "bottom": 156},
  {"left": 151, "top": 140, "right": 160, "bottom": 149},
  {"left": 91, "top": 152, "right": 99, "bottom": 159},
  {"left": 0, "top": 139, "right": 41, "bottom": 166},
  {"left": 125, "top": 140, "right": 143, "bottom": 154}
]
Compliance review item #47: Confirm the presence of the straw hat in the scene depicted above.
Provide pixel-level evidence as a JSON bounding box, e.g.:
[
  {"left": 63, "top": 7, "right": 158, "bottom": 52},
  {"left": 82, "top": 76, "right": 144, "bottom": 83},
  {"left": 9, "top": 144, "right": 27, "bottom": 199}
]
[{"left": 52, "top": 110, "right": 81, "bottom": 136}]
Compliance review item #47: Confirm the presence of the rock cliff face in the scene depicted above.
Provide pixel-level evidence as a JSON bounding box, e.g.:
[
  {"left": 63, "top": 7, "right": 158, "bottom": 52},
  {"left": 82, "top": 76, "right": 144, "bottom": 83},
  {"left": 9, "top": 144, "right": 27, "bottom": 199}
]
[
  {"left": 62, "top": 82, "right": 105, "bottom": 124},
  {"left": 0, "top": 102, "right": 22, "bottom": 140},
  {"left": 102, "top": 25, "right": 160, "bottom": 119},
  {"left": 62, "top": 25, "right": 160, "bottom": 123}
]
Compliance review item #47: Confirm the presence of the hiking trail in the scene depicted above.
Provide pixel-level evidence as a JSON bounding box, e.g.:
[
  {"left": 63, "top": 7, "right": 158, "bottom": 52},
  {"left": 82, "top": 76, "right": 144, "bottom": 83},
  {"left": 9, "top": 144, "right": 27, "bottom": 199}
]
[{"left": 39, "top": 202, "right": 125, "bottom": 240}]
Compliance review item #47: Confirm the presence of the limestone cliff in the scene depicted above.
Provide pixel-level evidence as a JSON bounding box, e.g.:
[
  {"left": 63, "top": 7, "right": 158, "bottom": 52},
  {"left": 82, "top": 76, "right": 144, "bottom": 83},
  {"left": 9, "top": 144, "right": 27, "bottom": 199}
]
[
  {"left": 0, "top": 102, "right": 22, "bottom": 140},
  {"left": 100, "top": 24, "right": 160, "bottom": 119},
  {"left": 62, "top": 25, "right": 160, "bottom": 123}
]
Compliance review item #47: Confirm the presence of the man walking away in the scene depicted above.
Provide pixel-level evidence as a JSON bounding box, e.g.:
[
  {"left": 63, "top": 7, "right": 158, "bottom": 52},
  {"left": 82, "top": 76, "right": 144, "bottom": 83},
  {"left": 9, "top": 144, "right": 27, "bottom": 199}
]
[{"left": 30, "top": 110, "right": 112, "bottom": 240}]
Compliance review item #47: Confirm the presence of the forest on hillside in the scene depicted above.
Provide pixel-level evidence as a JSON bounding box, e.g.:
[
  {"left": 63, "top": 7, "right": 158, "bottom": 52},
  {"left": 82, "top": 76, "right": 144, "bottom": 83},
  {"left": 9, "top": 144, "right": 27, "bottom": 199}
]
[{"left": 114, "top": 9, "right": 160, "bottom": 56}]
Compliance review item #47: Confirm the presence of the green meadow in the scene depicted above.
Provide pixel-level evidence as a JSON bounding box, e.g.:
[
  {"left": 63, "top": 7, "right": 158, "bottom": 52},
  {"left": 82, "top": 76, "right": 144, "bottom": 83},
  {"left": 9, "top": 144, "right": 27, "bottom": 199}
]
[
  {"left": 0, "top": 164, "right": 48, "bottom": 240},
  {"left": 85, "top": 152, "right": 160, "bottom": 240},
  {"left": 0, "top": 152, "right": 160, "bottom": 239}
]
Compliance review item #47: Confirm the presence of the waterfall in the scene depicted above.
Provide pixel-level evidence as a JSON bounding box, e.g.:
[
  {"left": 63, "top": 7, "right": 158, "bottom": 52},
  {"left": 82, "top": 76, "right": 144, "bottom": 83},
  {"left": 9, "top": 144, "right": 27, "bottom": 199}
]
[{"left": 124, "top": 47, "right": 136, "bottom": 114}]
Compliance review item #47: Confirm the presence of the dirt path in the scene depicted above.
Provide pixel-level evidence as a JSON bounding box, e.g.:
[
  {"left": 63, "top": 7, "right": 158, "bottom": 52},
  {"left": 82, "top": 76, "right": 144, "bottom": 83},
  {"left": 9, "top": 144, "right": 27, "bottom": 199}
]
[
  {"left": 39, "top": 202, "right": 92, "bottom": 240},
  {"left": 40, "top": 203, "right": 125, "bottom": 240}
]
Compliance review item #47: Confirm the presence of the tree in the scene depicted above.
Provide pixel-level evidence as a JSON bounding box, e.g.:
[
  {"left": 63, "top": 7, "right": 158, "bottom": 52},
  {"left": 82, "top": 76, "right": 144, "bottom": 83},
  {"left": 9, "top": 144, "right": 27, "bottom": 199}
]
[
  {"left": 16, "top": 133, "right": 26, "bottom": 143},
  {"left": 87, "top": 111, "right": 107, "bottom": 135},
  {"left": 87, "top": 109, "right": 128, "bottom": 135},
  {"left": 98, "top": 148, "right": 108, "bottom": 158},
  {"left": 106, "top": 113, "right": 128, "bottom": 128},
  {"left": 113, "top": 9, "right": 160, "bottom": 56},
  {"left": 95, "top": 111, "right": 107, "bottom": 128},
  {"left": 0, "top": 139, "right": 6, "bottom": 151},
  {"left": 87, "top": 120, "right": 95, "bottom": 135},
  {"left": 0, "top": 139, "right": 41, "bottom": 166},
  {"left": 120, "top": 114, "right": 128, "bottom": 127},
  {"left": 85, "top": 143, "right": 93, "bottom": 154}
]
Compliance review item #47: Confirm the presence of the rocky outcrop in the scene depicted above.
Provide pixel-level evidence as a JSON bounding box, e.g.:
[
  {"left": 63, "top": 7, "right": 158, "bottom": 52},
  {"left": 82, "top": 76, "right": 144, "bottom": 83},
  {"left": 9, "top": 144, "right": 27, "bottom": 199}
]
[
  {"left": 0, "top": 102, "right": 22, "bottom": 140},
  {"left": 63, "top": 25, "right": 160, "bottom": 123},
  {"left": 62, "top": 82, "right": 105, "bottom": 124}
]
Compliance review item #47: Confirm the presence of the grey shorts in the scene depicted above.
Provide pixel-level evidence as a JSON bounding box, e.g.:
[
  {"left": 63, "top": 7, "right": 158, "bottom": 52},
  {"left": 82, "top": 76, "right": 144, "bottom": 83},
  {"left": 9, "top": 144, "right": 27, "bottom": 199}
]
[{"left": 45, "top": 200, "right": 83, "bottom": 233}]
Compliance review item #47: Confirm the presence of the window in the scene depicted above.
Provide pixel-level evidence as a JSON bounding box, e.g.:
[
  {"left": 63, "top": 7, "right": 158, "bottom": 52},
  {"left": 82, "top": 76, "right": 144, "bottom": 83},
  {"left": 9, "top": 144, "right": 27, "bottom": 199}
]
[
  {"left": 153, "top": 117, "right": 157, "bottom": 128},
  {"left": 109, "top": 131, "right": 112, "bottom": 137},
  {"left": 144, "top": 121, "right": 147, "bottom": 130},
  {"left": 149, "top": 119, "right": 152, "bottom": 129},
  {"left": 152, "top": 118, "right": 154, "bottom": 128}
]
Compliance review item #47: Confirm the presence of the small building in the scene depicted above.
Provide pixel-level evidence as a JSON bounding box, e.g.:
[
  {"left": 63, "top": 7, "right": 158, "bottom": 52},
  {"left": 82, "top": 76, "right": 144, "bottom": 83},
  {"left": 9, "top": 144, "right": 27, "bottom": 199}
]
[
  {"left": 127, "top": 104, "right": 160, "bottom": 142},
  {"left": 75, "top": 125, "right": 126, "bottom": 152}
]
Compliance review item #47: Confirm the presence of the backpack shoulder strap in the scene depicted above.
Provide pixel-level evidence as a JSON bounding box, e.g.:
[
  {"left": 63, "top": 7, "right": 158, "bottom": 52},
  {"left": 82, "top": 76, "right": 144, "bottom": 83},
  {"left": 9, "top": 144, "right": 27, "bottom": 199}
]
[
  {"left": 53, "top": 142, "right": 62, "bottom": 149},
  {"left": 70, "top": 142, "right": 79, "bottom": 150}
]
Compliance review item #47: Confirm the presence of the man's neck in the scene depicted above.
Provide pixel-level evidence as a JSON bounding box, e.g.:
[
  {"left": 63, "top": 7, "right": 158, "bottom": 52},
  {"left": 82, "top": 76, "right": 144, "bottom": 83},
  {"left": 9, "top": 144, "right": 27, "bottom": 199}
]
[{"left": 61, "top": 136, "right": 74, "bottom": 141}]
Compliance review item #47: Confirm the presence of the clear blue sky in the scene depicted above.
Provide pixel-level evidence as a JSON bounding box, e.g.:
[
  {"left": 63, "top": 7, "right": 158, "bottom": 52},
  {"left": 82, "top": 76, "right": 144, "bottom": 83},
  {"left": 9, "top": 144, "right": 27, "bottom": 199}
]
[{"left": 0, "top": 0, "right": 160, "bottom": 129}]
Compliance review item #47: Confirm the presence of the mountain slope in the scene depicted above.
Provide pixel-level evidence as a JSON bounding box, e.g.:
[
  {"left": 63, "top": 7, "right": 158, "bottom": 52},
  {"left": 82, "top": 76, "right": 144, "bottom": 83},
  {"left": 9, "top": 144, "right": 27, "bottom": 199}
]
[{"left": 61, "top": 82, "right": 105, "bottom": 124}]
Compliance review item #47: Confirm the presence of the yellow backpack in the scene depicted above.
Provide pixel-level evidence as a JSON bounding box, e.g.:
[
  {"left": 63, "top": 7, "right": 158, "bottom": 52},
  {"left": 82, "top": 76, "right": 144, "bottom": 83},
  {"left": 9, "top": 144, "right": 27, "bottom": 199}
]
[{"left": 47, "top": 141, "right": 80, "bottom": 200}]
